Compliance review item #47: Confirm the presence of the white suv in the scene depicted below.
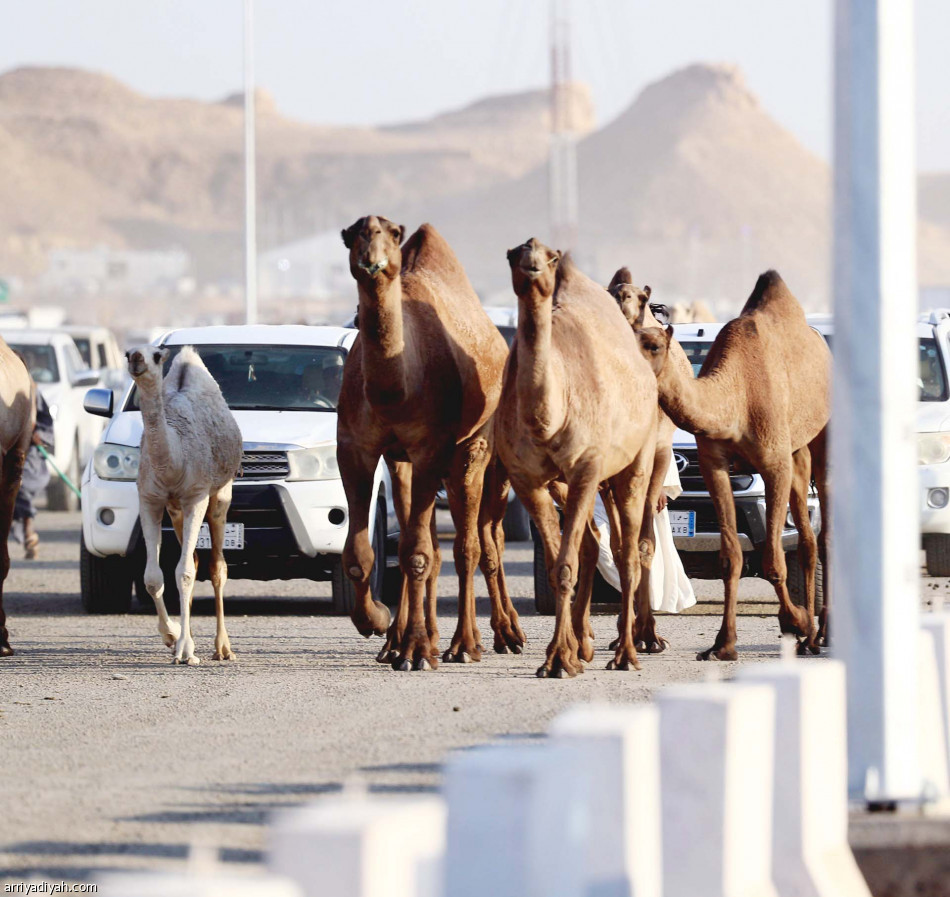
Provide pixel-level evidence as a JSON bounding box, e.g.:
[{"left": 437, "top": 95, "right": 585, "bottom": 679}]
[
  {"left": 79, "top": 325, "right": 399, "bottom": 614},
  {"left": 2, "top": 329, "right": 103, "bottom": 510}
]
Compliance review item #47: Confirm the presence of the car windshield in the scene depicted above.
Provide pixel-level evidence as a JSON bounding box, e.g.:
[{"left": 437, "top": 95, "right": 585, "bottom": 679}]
[
  {"left": 73, "top": 337, "right": 92, "bottom": 367},
  {"left": 8, "top": 344, "right": 60, "bottom": 383},
  {"left": 126, "top": 344, "right": 347, "bottom": 412},
  {"left": 678, "top": 341, "right": 713, "bottom": 376},
  {"left": 919, "top": 337, "right": 948, "bottom": 402}
]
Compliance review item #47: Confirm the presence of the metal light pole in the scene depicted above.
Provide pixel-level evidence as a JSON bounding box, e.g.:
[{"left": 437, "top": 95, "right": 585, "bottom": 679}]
[
  {"left": 244, "top": 0, "right": 258, "bottom": 325},
  {"left": 833, "top": 0, "right": 921, "bottom": 801}
]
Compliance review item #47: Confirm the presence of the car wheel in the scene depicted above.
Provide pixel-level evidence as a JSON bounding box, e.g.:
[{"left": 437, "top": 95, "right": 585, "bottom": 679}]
[
  {"left": 47, "top": 440, "right": 81, "bottom": 512},
  {"left": 533, "top": 527, "right": 556, "bottom": 615},
  {"left": 80, "top": 531, "right": 133, "bottom": 613},
  {"left": 924, "top": 534, "right": 950, "bottom": 577},
  {"left": 503, "top": 496, "right": 532, "bottom": 542},
  {"left": 785, "top": 549, "right": 824, "bottom": 614},
  {"left": 331, "top": 495, "right": 387, "bottom": 615}
]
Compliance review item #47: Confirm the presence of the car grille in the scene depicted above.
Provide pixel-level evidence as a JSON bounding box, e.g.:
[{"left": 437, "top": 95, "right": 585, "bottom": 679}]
[
  {"left": 672, "top": 448, "right": 755, "bottom": 492},
  {"left": 239, "top": 450, "right": 290, "bottom": 481}
]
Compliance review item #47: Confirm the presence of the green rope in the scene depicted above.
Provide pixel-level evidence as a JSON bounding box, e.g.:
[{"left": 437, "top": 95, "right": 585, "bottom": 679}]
[{"left": 37, "top": 445, "right": 82, "bottom": 498}]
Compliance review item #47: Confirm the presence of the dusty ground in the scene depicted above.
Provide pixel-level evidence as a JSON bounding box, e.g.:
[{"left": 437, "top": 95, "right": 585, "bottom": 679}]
[{"left": 0, "top": 512, "right": 931, "bottom": 885}]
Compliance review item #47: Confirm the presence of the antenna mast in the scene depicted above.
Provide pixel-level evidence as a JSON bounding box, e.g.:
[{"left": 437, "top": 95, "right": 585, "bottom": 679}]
[{"left": 549, "top": 0, "right": 578, "bottom": 252}]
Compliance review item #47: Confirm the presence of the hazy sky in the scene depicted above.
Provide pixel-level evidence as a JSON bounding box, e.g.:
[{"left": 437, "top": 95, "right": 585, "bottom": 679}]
[{"left": 3, "top": 0, "right": 949, "bottom": 170}]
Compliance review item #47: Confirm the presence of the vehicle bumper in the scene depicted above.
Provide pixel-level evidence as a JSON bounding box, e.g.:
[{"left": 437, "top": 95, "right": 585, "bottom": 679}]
[{"left": 919, "top": 463, "right": 950, "bottom": 533}]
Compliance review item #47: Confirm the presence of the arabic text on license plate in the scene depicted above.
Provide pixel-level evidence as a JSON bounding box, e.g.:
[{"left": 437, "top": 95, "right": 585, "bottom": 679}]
[
  {"left": 669, "top": 511, "right": 695, "bottom": 537},
  {"left": 196, "top": 522, "right": 244, "bottom": 550}
]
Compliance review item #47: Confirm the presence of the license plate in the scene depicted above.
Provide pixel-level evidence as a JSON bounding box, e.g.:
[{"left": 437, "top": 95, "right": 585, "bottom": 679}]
[
  {"left": 196, "top": 522, "right": 244, "bottom": 550},
  {"left": 669, "top": 510, "right": 696, "bottom": 537}
]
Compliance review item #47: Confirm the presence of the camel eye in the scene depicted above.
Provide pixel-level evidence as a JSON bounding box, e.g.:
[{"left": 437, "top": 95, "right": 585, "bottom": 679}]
[{"left": 152, "top": 352, "right": 162, "bottom": 364}]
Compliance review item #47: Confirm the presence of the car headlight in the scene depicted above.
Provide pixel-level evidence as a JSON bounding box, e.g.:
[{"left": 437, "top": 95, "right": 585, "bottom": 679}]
[
  {"left": 918, "top": 433, "right": 950, "bottom": 466},
  {"left": 93, "top": 443, "right": 140, "bottom": 481},
  {"left": 286, "top": 444, "right": 339, "bottom": 481},
  {"left": 48, "top": 403, "right": 59, "bottom": 420}
]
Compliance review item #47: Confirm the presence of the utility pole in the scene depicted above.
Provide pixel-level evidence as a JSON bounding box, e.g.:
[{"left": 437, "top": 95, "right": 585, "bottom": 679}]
[
  {"left": 244, "top": 0, "right": 258, "bottom": 325},
  {"left": 833, "top": 0, "right": 921, "bottom": 802},
  {"left": 549, "top": 0, "right": 578, "bottom": 253}
]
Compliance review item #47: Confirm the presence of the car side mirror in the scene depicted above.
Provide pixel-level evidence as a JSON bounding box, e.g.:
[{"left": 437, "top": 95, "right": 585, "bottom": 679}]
[
  {"left": 72, "top": 370, "right": 101, "bottom": 388},
  {"left": 84, "top": 387, "right": 113, "bottom": 418}
]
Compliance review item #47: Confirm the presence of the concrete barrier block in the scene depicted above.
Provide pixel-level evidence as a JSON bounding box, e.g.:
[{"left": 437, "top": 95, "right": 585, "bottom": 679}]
[
  {"left": 921, "top": 613, "right": 950, "bottom": 792},
  {"left": 443, "top": 741, "right": 587, "bottom": 897},
  {"left": 737, "top": 660, "right": 872, "bottom": 897},
  {"left": 918, "top": 626, "right": 950, "bottom": 802},
  {"left": 268, "top": 793, "right": 445, "bottom": 897},
  {"left": 549, "top": 703, "right": 661, "bottom": 897},
  {"left": 657, "top": 682, "right": 778, "bottom": 897}
]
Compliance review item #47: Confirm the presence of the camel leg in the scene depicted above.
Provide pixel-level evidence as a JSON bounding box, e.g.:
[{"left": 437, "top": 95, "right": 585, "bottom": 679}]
[
  {"left": 140, "top": 497, "right": 181, "bottom": 649},
  {"left": 811, "top": 428, "right": 831, "bottom": 646},
  {"left": 427, "top": 510, "right": 444, "bottom": 650},
  {"left": 172, "top": 497, "right": 209, "bottom": 665},
  {"left": 393, "top": 465, "right": 443, "bottom": 671},
  {"left": 697, "top": 454, "right": 743, "bottom": 660},
  {"left": 208, "top": 486, "right": 235, "bottom": 661},
  {"left": 479, "top": 457, "right": 525, "bottom": 654},
  {"left": 377, "top": 459, "right": 413, "bottom": 663},
  {"left": 761, "top": 461, "right": 812, "bottom": 642},
  {"left": 0, "top": 447, "right": 26, "bottom": 656},
  {"left": 607, "top": 450, "right": 652, "bottom": 672},
  {"left": 339, "top": 444, "right": 391, "bottom": 639},
  {"left": 538, "top": 460, "right": 601, "bottom": 679},
  {"left": 789, "top": 447, "right": 820, "bottom": 655},
  {"left": 443, "top": 436, "right": 491, "bottom": 663},
  {"left": 634, "top": 443, "right": 671, "bottom": 654}
]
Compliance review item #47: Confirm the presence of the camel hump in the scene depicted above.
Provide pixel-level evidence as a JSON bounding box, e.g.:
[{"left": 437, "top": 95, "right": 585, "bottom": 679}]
[
  {"left": 741, "top": 269, "right": 796, "bottom": 314},
  {"left": 400, "top": 223, "right": 464, "bottom": 278},
  {"left": 165, "top": 345, "right": 212, "bottom": 396}
]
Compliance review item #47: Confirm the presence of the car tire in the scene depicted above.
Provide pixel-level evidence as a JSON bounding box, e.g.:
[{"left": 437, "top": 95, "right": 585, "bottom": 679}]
[
  {"left": 80, "top": 531, "right": 133, "bottom": 614},
  {"left": 924, "top": 534, "right": 950, "bottom": 577},
  {"left": 47, "top": 440, "right": 80, "bottom": 512},
  {"left": 785, "top": 549, "right": 824, "bottom": 614},
  {"left": 533, "top": 528, "right": 556, "bottom": 615},
  {"left": 503, "top": 496, "right": 532, "bottom": 542},
  {"left": 331, "top": 495, "right": 387, "bottom": 615}
]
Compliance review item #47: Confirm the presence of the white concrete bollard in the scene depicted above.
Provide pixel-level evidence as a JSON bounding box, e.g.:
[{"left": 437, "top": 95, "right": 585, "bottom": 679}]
[
  {"left": 736, "top": 660, "right": 871, "bottom": 897},
  {"left": 549, "top": 704, "right": 661, "bottom": 897},
  {"left": 268, "top": 793, "right": 445, "bottom": 897},
  {"left": 443, "top": 741, "right": 588, "bottom": 897},
  {"left": 921, "top": 613, "right": 950, "bottom": 785},
  {"left": 657, "top": 682, "right": 778, "bottom": 897},
  {"left": 918, "top": 625, "right": 950, "bottom": 802}
]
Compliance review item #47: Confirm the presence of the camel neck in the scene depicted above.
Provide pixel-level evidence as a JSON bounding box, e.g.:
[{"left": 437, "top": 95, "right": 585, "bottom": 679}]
[
  {"left": 516, "top": 290, "right": 559, "bottom": 437},
  {"left": 658, "top": 362, "right": 741, "bottom": 440},
  {"left": 358, "top": 276, "right": 409, "bottom": 406},
  {"left": 138, "top": 384, "right": 180, "bottom": 472}
]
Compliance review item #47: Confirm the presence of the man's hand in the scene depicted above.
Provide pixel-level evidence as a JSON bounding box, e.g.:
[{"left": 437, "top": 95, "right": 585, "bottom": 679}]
[
  {"left": 31, "top": 431, "right": 44, "bottom": 447},
  {"left": 656, "top": 493, "right": 668, "bottom": 513}
]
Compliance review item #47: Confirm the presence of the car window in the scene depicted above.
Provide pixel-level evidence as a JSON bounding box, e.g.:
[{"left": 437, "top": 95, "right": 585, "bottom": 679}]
[
  {"left": 919, "top": 337, "right": 948, "bottom": 402},
  {"left": 8, "top": 344, "right": 60, "bottom": 384},
  {"left": 64, "top": 342, "right": 83, "bottom": 379},
  {"left": 73, "top": 337, "right": 92, "bottom": 367},
  {"left": 678, "top": 341, "right": 713, "bottom": 376},
  {"left": 126, "top": 344, "right": 348, "bottom": 412},
  {"left": 97, "top": 343, "right": 109, "bottom": 368}
]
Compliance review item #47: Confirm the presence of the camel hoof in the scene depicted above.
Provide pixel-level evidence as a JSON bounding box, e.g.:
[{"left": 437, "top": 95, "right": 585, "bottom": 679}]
[
  {"left": 376, "top": 647, "right": 398, "bottom": 664},
  {"left": 797, "top": 639, "right": 821, "bottom": 657},
  {"left": 212, "top": 650, "right": 236, "bottom": 661},
  {"left": 495, "top": 645, "right": 511, "bottom": 655},
  {"left": 0, "top": 644, "right": 13, "bottom": 657},
  {"left": 636, "top": 637, "right": 669, "bottom": 654},
  {"left": 352, "top": 602, "right": 391, "bottom": 639},
  {"left": 397, "top": 659, "right": 412, "bottom": 672},
  {"left": 697, "top": 646, "right": 738, "bottom": 662},
  {"left": 536, "top": 666, "right": 550, "bottom": 679},
  {"left": 417, "top": 657, "right": 432, "bottom": 672}
]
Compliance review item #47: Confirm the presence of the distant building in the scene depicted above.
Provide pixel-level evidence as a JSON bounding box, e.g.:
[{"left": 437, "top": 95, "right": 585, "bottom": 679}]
[
  {"left": 259, "top": 231, "right": 351, "bottom": 301},
  {"left": 41, "top": 246, "right": 191, "bottom": 295}
]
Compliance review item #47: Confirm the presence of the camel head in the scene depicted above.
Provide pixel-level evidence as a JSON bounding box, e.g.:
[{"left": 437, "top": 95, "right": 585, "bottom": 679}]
[
  {"left": 341, "top": 215, "right": 406, "bottom": 283},
  {"left": 126, "top": 345, "right": 169, "bottom": 386},
  {"left": 506, "top": 238, "right": 561, "bottom": 299},
  {"left": 607, "top": 268, "right": 652, "bottom": 328},
  {"left": 636, "top": 325, "right": 674, "bottom": 377}
]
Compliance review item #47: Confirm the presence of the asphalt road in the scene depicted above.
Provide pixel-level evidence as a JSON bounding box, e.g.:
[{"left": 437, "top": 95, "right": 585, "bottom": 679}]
[{"left": 1, "top": 512, "right": 941, "bottom": 885}]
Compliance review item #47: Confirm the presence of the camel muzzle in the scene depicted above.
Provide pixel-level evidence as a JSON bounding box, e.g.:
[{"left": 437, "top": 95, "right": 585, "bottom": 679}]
[{"left": 358, "top": 258, "right": 388, "bottom": 277}]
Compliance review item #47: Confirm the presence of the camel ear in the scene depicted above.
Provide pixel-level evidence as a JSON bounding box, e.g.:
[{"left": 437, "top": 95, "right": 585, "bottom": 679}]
[
  {"left": 643, "top": 285, "right": 652, "bottom": 299},
  {"left": 506, "top": 247, "right": 518, "bottom": 266},
  {"left": 124, "top": 350, "right": 130, "bottom": 360},
  {"left": 341, "top": 218, "right": 363, "bottom": 250},
  {"left": 664, "top": 324, "right": 674, "bottom": 344}
]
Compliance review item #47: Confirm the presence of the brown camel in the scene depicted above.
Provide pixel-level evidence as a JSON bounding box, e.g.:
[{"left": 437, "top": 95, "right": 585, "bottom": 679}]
[
  {"left": 606, "top": 268, "right": 694, "bottom": 652},
  {"left": 495, "top": 239, "right": 658, "bottom": 677},
  {"left": 0, "top": 341, "right": 37, "bottom": 656},
  {"left": 337, "top": 215, "right": 524, "bottom": 671},
  {"left": 635, "top": 270, "right": 830, "bottom": 659}
]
